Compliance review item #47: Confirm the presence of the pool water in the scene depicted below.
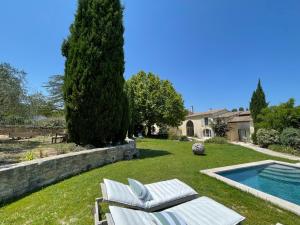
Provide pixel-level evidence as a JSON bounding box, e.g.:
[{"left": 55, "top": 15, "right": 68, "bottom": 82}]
[{"left": 218, "top": 163, "right": 300, "bottom": 205}]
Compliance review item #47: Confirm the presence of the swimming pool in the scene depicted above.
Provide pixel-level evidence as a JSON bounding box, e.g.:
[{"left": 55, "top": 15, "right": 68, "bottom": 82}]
[
  {"left": 201, "top": 160, "right": 300, "bottom": 216},
  {"left": 218, "top": 163, "right": 300, "bottom": 205}
]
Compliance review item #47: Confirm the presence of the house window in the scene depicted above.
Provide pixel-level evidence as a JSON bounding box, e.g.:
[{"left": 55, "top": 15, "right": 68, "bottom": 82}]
[
  {"left": 204, "top": 117, "right": 209, "bottom": 126},
  {"left": 203, "top": 129, "right": 212, "bottom": 137}
]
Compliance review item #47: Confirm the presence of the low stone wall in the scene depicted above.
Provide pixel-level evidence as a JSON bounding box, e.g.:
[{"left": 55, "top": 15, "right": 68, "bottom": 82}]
[{"left": 0, "top": 141, "right": 137, "bottom": 203}]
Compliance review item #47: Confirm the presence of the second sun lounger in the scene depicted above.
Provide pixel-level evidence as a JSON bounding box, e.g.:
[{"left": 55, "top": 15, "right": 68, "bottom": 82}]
[{"left": 95, "top": 196, "right": 245, "bottom": 225}]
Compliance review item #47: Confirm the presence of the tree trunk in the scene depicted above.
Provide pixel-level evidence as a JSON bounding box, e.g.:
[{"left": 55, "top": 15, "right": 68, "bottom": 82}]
[{"left": 147, "top": 124, "right": 152, "bottom": 137}]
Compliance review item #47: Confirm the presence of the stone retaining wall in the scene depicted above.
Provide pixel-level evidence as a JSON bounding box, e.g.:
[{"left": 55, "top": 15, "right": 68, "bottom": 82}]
[{"left": 0, "top": 141, "right": 137, "bottom": 203}]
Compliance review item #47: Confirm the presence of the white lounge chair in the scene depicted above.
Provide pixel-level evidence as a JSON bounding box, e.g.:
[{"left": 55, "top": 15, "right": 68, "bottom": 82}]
[
  {"left": 95, "top": 196, "right": 245, "bottom": 225},
  {"left": 99, "top": 179, "right": 198, "bottom": 212}
]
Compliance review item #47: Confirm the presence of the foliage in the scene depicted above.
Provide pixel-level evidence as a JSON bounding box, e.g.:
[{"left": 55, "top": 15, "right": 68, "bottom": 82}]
[
  {"left": 35, "top": 117, "right": 66, "bottom": 128},
  {"left": 257, "top": 98, "right": 300, "bottom": 132},
  {"left": 256, "top": 128, "right": 279, "bottom": 148},
  {"left": 204, "top": 137, "right": 228, "bottom": 144},
  {"left": 0, "top": 63, "right": 27, "bottom": 118},
  {"left": 239, "top": 107, "right": 245, "bottom": 112},
  {"left": 0, "top": 63, "right": 62, "bottom": 124},
  {"left": 1, "top": 139, "right": 299, "bottom": 225},
  {"left": 43, "top": 74, "right": 64, "bottom": 109},
  {"left": 24, "top": 151, "right": 35, "bottom": 161},
  {"left": 280, "top": 128, "right": 300, "bottom": 149},
  {"left": 210, "top": 118, "right": 229, "bottom": 137},
  {"left": 250, "top": 79, "right": 268, "bottom": 123},
  {"left": 232, "top": 108, "right": 238, "bottom": 112},
  {"left": 62, "top": 0, "right": 128, "bottom": 146},
  {"left": 126, "top": 71, "right": 186, "bottom": 136},
  {"left": 179, "top": 135, "right": 189, "bottom": 141},
  {"left": 250, "top": 79, "right": 268, "bottom": 143},
  {"left": 268, "top": 144, "right": 300, "bottom": 156},
  {"left": 26, "top": 92, "right": 58, "bottom": 117}
]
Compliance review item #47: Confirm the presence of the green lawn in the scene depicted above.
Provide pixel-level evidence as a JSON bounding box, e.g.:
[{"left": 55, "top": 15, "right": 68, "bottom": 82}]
[{"left": 0, "top": 139, "right": 299, "bottom": 225}]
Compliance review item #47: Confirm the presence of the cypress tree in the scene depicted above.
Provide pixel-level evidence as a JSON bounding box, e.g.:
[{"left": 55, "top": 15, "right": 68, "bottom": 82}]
[
  {"left": 62, "top": 0, "right": 128, "bottom": 146},
  {"left": 250, "top": 79, "right": 268, "bottom": 143},
  {"left": 250, "top": 79, "right": 268, "bottom": 123}
]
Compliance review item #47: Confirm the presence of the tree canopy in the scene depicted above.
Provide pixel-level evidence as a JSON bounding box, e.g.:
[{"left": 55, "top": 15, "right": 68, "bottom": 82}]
[
  {"left": 126, "top": 71, "right": 186, "bottom": 136},
  {"left": 62, "top": 0, "right": 128, "bottom": 146},
  {"left": 43, "top": 75, "right": 64, "bottom": 110},
  {"left": 257, "top": 98, "right": 300, "bottom": 132},
  {"left": 0, "top": 63, "right": 26, "bottom": 118}
]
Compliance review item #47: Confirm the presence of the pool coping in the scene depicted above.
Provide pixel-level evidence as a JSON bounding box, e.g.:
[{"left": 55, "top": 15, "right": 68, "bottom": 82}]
[{"left": 200, "top": 160, "right": 300, "bottom": 216}]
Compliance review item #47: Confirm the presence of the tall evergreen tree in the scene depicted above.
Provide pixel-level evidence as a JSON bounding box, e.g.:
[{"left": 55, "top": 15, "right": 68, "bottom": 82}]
[
  {"left": 250, "top": 79, "right": 268, "bottom": 123},
  {"left": 250, "top": 79, "right": 268, "bottom": 143},
  {"left": 62, "top": 0, "right": 128, "bottom": 146}
]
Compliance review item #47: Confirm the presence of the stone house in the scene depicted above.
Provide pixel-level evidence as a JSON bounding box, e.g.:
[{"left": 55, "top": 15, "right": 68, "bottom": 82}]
[{"left": 179, "top": 109, "right": 254, "bottom": 142}]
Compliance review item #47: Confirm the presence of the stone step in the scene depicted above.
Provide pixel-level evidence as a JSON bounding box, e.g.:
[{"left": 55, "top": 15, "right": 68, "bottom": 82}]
[{"left": 259, "top": 173, "right": 300, "bottom": 184}]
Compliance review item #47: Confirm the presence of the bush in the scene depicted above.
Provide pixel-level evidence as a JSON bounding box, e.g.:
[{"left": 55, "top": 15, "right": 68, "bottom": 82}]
[
  {"left": 204, "top": 137, "right": 227, "bottom": 144},
  {"left": 35, "top": 117, "right": 66, "bottom": 128},
  {"left": 210, "top": 118, "right": 229, "bottom": 137},
  {"left": 280, "top": 128, "right": 300, "bottom": 149},
  {"left": 179, "top": 136, "right": 189, "bottom": 142},
  {"left": 24, "top": 151, "right": 35, "bottom": 161},
  {"left": 268, "top": 144, "right": 299, "bottom": 156},
  {"left": 256, "top": 129, "right": 279, "bottom": 148}
]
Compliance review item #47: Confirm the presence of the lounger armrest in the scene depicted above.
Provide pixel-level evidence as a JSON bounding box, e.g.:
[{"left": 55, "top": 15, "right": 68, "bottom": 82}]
[{"left": 100, "top": 183, "right": 108, "bottom": 201}]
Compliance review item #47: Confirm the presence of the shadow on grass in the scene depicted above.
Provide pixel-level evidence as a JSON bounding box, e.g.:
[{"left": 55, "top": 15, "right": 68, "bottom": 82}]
[{"left": 138, "top": 148, "right": 172, "bottom": 159}]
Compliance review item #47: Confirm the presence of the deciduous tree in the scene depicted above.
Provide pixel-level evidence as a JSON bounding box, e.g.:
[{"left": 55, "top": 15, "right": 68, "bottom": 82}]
[{"left": 126, "top": 71, "right": 186, "bottom": 136}]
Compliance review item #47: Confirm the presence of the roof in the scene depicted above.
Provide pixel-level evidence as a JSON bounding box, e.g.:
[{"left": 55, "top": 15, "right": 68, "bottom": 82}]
[
  {"left": 215, "top": 111, "right": 240, "bottom": 118},
  {"left": 239, "top": 111, "right": 251, "bottom": 116},
  {"left": 186, "top": 109, "right": 227, "bottom": 118},
  {"left": 228, "top": 115, "right": 252, "bottom": 123}
]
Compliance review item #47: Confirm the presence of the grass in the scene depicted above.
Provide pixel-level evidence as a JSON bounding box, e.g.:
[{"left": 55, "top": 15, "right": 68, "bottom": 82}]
[{"left": 0, "top": 138, "right": 299, "bottom": 225}]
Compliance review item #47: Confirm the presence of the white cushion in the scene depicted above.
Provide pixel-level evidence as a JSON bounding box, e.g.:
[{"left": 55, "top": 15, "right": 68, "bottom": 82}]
[{"left": 128, "top": 178, "right": 152, "bottom": 201}]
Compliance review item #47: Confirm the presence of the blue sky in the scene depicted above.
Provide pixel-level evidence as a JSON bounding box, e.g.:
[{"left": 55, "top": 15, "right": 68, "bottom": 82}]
[{"left": 0, "top": 0, "right": 299, "bottom": 112}]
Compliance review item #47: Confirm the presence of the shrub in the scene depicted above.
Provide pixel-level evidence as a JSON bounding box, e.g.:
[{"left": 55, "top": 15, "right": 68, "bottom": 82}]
[
  {"left": 256, "top": 129, "right": 279, "bottom": 148},
  {"left": 268, "top": 144, "right": 299, "bottom": 155},
  {"left": 35, "top": 117, "right": 66, "bottom": 128},
  {"left": 179, "top": 136, "right": 189, "bottom": 142},
  {"left": 24, "top": 151, "right": 35, "bottom": 161},
  {"left": 280, "top": 128, "right": 300, "bottom": 149},
  {"left": 204, "top": 137, "right": 227, "bottom": 144},
  {"left": 210, "top": 118, "right": 229, "bottom": 137}
]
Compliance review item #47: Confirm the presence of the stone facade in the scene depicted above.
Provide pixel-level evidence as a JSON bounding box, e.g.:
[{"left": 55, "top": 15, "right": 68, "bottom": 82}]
[
  {"left": 0, "top": 140, "right": 137, "bottom": 203},
  {"left": 180, "top": 109, "right": 254, "bottom": 142},
  {"left": 179, "top": 109, "right": 228, "bottom": 139}
]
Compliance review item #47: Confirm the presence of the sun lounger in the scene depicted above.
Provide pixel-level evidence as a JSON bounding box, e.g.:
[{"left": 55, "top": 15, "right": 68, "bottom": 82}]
[
  {"left": 95, "top": 196, "right": 245, "bottom": 225},
  {"left": 98, "top": 179, "right": 198, "bottom": 212}
]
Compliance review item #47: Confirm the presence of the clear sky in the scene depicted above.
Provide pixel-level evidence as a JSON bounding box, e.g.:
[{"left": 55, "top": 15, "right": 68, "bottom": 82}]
[{"left": 0, "top": 0, "right": 299, "bottom": 112}]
